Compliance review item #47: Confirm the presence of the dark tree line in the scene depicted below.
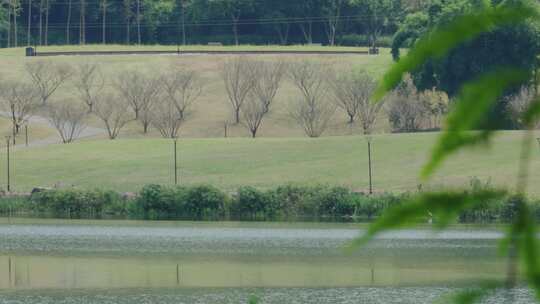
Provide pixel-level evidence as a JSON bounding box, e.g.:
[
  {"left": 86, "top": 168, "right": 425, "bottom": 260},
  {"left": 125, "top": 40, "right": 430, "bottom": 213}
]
[{"left": 0, "top": 0, "right": 410, "bottom": 47}]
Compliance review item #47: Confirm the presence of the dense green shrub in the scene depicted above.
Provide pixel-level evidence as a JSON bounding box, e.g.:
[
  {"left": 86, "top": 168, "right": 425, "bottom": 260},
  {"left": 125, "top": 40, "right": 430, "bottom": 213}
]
[
  {"left": 30, "top": 189, "right": 123, "bottom": 217},
  {"left": 315, "top": 186, "right": 357, "bottom": 218},
  {"left": 183, "top": 185, "right": 228, "bottom": 219},
  {"left": 0, "top": 184, "right": 538, "bottom": 223},
  {"left": 135, "top": 184, "right": 188, "bottom": 218},
  {"left": 231, "top": 186, "right": 275, "bottom": 220}
]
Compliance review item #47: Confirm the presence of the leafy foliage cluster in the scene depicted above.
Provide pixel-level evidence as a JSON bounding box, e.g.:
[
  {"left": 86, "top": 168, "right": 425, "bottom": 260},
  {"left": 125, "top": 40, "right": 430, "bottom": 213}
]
[
  {"left": 360, "top": 0, "right": 540, "bottom": 302},
  {"left": 390, "top": 0, "right": 540, "bottom": 127}
]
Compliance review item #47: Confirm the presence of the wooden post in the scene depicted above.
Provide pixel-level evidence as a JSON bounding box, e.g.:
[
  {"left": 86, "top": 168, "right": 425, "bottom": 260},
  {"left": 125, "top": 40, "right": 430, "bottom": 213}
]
[
  {"left": 224, "top": 122, "right": 228, "bottom": 138},
  {"left": 25, "top": 125, "right": 28, "bottom": 147},
  {"left": 6, "top": 136, "right": 11, "bottom": 193},
  {"left": 176, "top": 264, "right": 180, "bottom": 285},
  {"left": 8, "top": 257, "right": 12, "bottom": 288}
]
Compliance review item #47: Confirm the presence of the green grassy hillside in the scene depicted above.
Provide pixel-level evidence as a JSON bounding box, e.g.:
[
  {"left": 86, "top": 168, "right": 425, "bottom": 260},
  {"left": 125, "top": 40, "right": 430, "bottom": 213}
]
[{"left": 5, "top": 131, "right": 540, "bottom": 195}]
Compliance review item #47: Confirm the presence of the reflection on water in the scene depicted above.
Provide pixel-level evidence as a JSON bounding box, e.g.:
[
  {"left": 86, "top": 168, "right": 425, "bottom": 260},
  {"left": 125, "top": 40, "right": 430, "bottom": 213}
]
[{"left": 0, "top": 219, "right": 530, "bottom": 303}]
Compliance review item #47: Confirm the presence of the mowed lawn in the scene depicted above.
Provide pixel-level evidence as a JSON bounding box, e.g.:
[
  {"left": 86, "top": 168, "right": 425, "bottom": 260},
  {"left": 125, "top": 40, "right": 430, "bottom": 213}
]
[{"left": 6, "top": 131, "right": 540, "bottom": 195}]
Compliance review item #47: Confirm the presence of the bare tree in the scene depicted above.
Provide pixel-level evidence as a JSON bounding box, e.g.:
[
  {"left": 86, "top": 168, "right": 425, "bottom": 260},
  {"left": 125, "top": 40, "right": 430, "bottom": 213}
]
[
  {"left": 0, "top": 81, "right": 40, "bottom": 135},
  {"left": 506, "top": 86, "right": 537, "bottom": 129},
  {"left": 74, "top": 63, "right": 104, "bottom": 112},
  {"left": 160, "top": 69, "right": 202, "bottom": 120},
  {"left": 251, "top": 60, "right": 286, "bottom": 114},
  {"left": 25, "top": 61, "right": 72, "bottom": 105},
  {"left": 386, "top": 74, "right": 424, "bottom": 132},
  {"left": 240, "top": 60, "right": 286, "bottom": 138},
  {"left": 222, "top": 57, "right": 255, "bottom": 124},
  {"left": 115, "top": 71, "right": 160, "bottom": 133},
  {"left": 288, "top": 61, "right": 335, "bottom": 137},
  {"left": 329, "top": 70, "right": 382, "bottom": 134},
  {"left": 93, "top": 93, "right": 132, "bottom": 139},
  {"left": 150, "top": 98, "right": 184, "bottom": 139},
  {"left": 46, "top": 102, "right": 87, "bottom": 144}
]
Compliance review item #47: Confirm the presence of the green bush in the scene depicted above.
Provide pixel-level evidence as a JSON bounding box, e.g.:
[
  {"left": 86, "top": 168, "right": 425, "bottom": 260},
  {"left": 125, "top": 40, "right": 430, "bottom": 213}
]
[
  {"left": 231, "top": 186, "right": 275, "bottom": 220},
  {"left": 30, "top": 188, "right": 123, "bottom": 217},
  {"left": 315, "top": 186, "right": 357, "bottom": 218},
  {"left": 135, "top": 184, "right": 186, "bottom": 218},
  {"left": 0, "top": 183, "right": 537, "bottom": 223},
  {"left": 184, "top": 185, "right": 227, "bottom": 219}
]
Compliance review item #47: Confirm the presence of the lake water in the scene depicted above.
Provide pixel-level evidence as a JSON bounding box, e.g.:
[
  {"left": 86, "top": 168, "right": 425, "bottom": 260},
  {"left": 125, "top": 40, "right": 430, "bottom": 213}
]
[{"left": 0, "top": 219, "right": 535, "bottom": 303}]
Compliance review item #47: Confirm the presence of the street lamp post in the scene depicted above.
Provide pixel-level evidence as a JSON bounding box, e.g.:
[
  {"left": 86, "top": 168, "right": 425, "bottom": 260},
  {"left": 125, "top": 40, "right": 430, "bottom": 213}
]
[
  {"left": 173, "top": 137, "right": 178, "bottom": 185},
  {"left": 366, "top": 136, "right": 373, "bottom": 195},
  {"left": 5, "top": 136, "right": 11, "bottom": 192}
]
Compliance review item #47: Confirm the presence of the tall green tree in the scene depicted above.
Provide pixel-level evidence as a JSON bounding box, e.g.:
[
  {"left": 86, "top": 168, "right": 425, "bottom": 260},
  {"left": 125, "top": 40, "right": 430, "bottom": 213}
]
[
  {"left": 209, "top": 0, "right": 255, "bottom": 45},
  {"left": 391, "top": 0, "right": 540, "bottom": 127},
  {"left": 350, "top": 0, "right": 402, "bottom": 50}
]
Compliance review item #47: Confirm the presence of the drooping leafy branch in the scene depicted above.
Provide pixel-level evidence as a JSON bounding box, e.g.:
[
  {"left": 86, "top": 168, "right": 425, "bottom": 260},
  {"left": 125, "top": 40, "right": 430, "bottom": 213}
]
[{"left": 356, "top": 1, "right": 540, "bottom": 303}]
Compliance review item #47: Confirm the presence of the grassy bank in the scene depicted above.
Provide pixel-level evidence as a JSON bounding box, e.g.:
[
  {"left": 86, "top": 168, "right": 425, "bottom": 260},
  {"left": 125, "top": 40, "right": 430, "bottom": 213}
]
[
  {"left": 4, "top": 131, "right": 540, "bottom": 195},
  {"left": 0, "top": 184, "right": 533, "bottom": 223}
]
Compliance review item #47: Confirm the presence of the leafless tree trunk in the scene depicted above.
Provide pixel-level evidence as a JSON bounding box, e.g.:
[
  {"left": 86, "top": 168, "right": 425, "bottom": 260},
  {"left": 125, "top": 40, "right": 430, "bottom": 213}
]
[
  {"left": 93, "top": 93, "right": 132, "bottom": 139},
  {"left": 150, "top": 98, "right": 184, "bottom": 138},
  {"left": 136, "top": 0, "right": 141, "bottom": 45},
  {"left": 25, "top": 61, "right": 73, "bottom": 105},
  {"left": 124, "top": 0, "right": 131, "bottom": 44},
  {"left": 181, "top": 0, "right": 186, "bottom": 45},
  {"left": 324, "top": 0, "right": 343, "bottom": 46},
  {"left": 66, "top": 0, "right": 71, "bottom": 44},
  {"left": 116, "top": 71, "right": 160, "bottom": 133},
  {"left": 101, "top": 0, "right": 107, "bottom": 44},
  {"left": 26, "top": 0, "right": 31, "bottom": 45},
  {"left": 329, "top": 69, "right": 381, "bottom": 134},
  {"left": 299, "top": 22, "right": 313, "bottom": 44},
  {"left": 38, "top": 0, "right": 43, "bottom": 45},
  {"left": 13, "top": 0, "right": 18, "bottom": 47},
  {"left": 7, "top": 0, "right": 11, "bottom": 48},
  {"left": 231, "top": 11, "right": 240, "bottom": 46},
  {"left": 0, "top": 81, "right": 40, "bottom": 135},
  {"left": 222, "top": 57, "right": 256, "bottom": 124},
  {"left": 160, "top": 70, "right": 202, "bottom": 120},
  {"left": 241, "top": 96, "right": 267, "bottom": 138},
  {"left": 74, "top": 63, "right": 104, "bottom": 112},
  {"left": 44, "top": 0, "right": 48, "bottom": 45},
  {"left": 239, "top": 60, "right": 285, "bottom": 138},
  {"left": 79, "top": 0, "right": 85, "bottom": 45},
  {"left": 46, "top": 102, "right": 87, "bottom": 144},
  {"left": 288, "top": 61, "right": 335, "bottom": 137},
  {"left": 275, "top": 22, "right": 290, "bottom": 45}
]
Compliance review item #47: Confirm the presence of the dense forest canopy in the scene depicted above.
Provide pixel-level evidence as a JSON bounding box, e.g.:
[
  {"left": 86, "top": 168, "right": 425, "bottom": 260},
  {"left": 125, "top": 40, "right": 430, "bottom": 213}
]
[{"left": 0, "top": 0, "right": 421, "bottom": 47}]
